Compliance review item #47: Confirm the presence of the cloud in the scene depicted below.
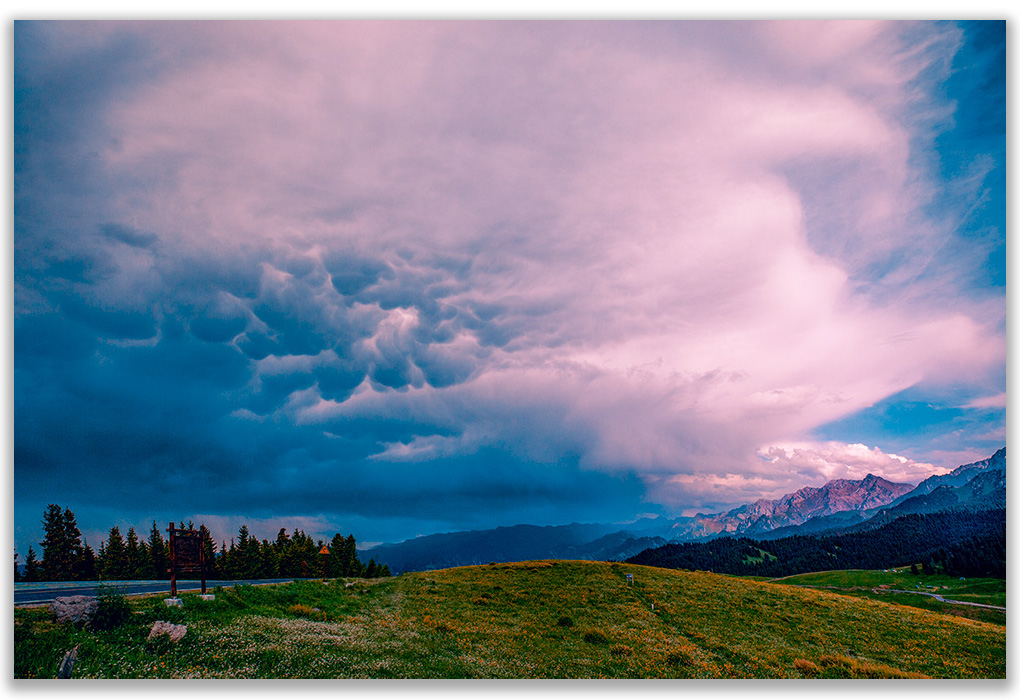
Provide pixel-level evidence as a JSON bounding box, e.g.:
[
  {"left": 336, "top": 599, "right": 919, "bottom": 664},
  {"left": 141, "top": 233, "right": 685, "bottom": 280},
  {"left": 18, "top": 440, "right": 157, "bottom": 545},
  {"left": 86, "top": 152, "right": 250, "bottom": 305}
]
[
  {"left": 14, "top": 21, "right": 1005, "bottom": 548},
  {"left": 963, "top": 392, "right": 1007, "bottom": 409},
  {"left": 758, "top": 442, "right": 945, "bottom": 485}
]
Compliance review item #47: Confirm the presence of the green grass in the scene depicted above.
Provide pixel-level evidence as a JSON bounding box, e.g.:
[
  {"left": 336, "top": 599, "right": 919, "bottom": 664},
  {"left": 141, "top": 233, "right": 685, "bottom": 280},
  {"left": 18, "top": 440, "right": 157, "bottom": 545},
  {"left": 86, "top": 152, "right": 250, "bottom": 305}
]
[
  {"left": 768, "top": 569, "right": 1006, "bottom": 625},
  {"left": 14, "top": 561, "right": 1005, "bottom": 679},
  {"left": 741, "top": 547, "right": 778, "bottom": 565}
]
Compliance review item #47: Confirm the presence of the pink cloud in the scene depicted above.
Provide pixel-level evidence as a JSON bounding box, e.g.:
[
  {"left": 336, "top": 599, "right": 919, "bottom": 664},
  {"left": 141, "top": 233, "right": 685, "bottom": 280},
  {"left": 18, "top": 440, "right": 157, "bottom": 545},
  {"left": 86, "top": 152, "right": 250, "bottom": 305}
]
[{"left": 70, "top": 21, "right": 1003, "bottom": 512}]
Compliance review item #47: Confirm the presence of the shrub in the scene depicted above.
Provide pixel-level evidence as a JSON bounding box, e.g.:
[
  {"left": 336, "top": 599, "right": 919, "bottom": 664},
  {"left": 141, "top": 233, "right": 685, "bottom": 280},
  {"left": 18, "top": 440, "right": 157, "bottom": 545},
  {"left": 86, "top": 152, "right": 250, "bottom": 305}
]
[
  {"left": 610, "top": 644, "right": 633, "bottom": 657},
  {"left": 793, "top": 658, "right": 819, "bottom": 675},
  {"left": 817, "top": 654, "right": 929, "bottom": 679},
  {"left": 288, "top": 603, "right": 318, "bottom": 617},
  {"left": 665, "top": 649, "right": 691, "bottom": 665},
  {"left": 582, "top": 628, "right": 608, "bottom": 645},
  {"left": 90, "top": 588, "right": 132, "bottom": 631},
  {"left": 556, "top": 615, "right": 574, "bottom": 628}
]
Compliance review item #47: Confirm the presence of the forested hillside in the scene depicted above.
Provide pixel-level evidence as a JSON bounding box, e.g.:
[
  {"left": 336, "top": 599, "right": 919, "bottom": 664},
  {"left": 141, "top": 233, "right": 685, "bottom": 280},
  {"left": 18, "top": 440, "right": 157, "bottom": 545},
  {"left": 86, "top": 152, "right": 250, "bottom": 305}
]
[{"left": 627, "top": 509, "right": 1005, "bottom": 579}]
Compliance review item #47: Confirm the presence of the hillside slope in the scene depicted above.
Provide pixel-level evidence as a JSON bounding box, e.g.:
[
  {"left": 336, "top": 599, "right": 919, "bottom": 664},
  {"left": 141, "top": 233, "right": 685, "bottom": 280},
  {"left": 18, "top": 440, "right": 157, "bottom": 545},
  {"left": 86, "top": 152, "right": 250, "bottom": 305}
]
[
  {"left": 15, "top": 560, "right": 1005, "bottom": 678},
  {"left": 628, "top": 508, "right": 1005, "bottom": 579}
]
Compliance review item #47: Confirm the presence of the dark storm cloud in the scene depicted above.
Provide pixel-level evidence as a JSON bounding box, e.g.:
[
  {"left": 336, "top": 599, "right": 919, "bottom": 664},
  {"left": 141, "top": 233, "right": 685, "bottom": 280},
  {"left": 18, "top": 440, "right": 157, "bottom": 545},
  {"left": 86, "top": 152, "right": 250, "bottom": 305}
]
[
  {"left": 13, "top": 21, "right": 1006, "bottom": 558},
  {"left": 99, "top": 223, "right": 158, "bottom": 249}
]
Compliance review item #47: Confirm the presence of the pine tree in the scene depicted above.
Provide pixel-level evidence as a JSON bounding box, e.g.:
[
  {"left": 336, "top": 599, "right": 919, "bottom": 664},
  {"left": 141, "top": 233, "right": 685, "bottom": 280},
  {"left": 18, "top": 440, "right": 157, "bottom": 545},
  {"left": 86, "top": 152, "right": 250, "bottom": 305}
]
[
  {"left": 220, "top": 539, "right": 238, "bottom": 580},
  {"left": 24, "top": 546, "right": 41, "bottom": 582},
  {"left": 14, "top": 550, "right": 21, "bottom": 582},
  {"left": 39, "top": 504, "right": 70, "bottom": 581},
  {"left": 125, "top": 527, "right": 147, "bottom": 580},
  {"left": 200, "top": 525, "right": 217, "bottom": 579},
  {"left": 79, "top": 541, "right": 98, "bottom": 580},
  {"left": 101, "top": 526, "right": 129, "bottom": 581},
  {"left": 148, "top": 522, "right": 169, "bottom": 580},
  {"left": 235, "top": 525, "right": 260, "bottom": 579},
  {"left": 63, "top": 507, "right": 84, "bottom": 581},
  {"left": 327, "top": 533, "right": 347, "bottom": 578},
  {"left": 342, "top": 534, "right": 358, "bottom": 576},
  {"left": 259, "top": 539, "right": 277, "bottom": 578}
]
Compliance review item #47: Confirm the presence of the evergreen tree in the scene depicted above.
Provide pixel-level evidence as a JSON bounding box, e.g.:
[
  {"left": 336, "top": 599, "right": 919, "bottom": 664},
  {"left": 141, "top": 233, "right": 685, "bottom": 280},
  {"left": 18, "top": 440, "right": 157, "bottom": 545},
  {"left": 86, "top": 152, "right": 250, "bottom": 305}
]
[
  {"left": 79, "top": 541, "right": 98, "bottom": 581},
  {"left": 127, "top": 527, "right": 148, "bottom": 580},
  {"left": 14, "top": 550, "right": 21, "bottom": 582},
  {"left": 259, "top": 539, "right": 278, "bottom": 578},
  {"left": 24, "top": 546, "right": 41, "bottom": 582},
  {"left": 148, "top": 522, "right": 169, "bottom": 580},
  {"left": 218, "top": 540, "right": 234, "bottom": 579},
  {"left": 326, "top": 533, "right": 348, "bottom": 578},
  {"left": 101, "top": 526, "right": 129, "bottom": 581},
  {"left": 220, "top": 539, "right": 238, "bottom": 579},
  {"left": 63, "top": 508, "right": 85, "bottom": 581},
  {"left": 235, "top": 525, "right": 260, "bottom": 579},
  {"left": 200, "top": 526, "right": 217, "bottom": 579},
  {"left": 289, "top": 530, "right": 316, "bottom": 578},
  {"left": 342, "top": 534, "right": 359, "bottom": 576},
  {"left": 39, "top": 504, "right": 70, "bottom": 581}
]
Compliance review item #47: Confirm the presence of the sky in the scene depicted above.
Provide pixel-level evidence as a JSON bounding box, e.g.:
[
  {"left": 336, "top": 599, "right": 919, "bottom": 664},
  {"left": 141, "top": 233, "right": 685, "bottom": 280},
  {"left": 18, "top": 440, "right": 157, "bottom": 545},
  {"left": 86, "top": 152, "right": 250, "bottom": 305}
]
[{"left": 12, "top": 19, "right": 1006, "bottom": 555}]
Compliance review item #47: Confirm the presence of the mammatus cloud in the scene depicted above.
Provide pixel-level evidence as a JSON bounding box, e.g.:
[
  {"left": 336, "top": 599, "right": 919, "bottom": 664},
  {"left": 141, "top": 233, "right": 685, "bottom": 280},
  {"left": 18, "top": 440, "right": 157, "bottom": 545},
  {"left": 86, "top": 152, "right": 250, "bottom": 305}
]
[{"left": 14, "top": 21, "right": 1005, "bottom": 547}]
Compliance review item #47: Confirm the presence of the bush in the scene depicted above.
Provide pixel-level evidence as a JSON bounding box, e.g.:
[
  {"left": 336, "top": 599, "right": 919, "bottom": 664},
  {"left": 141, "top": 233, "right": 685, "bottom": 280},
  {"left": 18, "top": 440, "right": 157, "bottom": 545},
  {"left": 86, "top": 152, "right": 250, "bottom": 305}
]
[
  {"left": 793, "top": 658, "right": 819, "bottom": 675},
  {"left": 665, "top": 648, "right": 693, "bottom": 665},
  {"left": 90, "top": 588, "right": 132, "bottom": 631},
  {"left": 556, "top": 615, "right": 574, "bottom": 628},
  {"left": 610, "top": 644, "right": 633, "bottom": 657},
  {"left": 582, "top": 628, "right": 608, "bottom": 645},
  {"left": 288, "top": 603, "right": 325, "bottom": 620}
]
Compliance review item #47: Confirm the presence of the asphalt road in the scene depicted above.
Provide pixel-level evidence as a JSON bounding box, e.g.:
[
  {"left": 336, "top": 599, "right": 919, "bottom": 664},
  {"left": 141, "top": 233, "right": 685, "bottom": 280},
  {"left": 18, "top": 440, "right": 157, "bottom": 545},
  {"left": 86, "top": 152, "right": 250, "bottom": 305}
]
[{"left": 14, "top": 579, "right": 305, "bottom": 606}]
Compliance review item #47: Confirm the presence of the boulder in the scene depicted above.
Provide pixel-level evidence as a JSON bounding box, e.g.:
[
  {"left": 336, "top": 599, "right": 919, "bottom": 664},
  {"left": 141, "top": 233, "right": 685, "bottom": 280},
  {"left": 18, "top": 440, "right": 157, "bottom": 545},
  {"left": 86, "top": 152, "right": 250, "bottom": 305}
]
[
  {"left": 50, "top": 596, "right": 99, "bottom": 626},
  {"left": 148, "top": 620, "right": 188, "bottom": 643}
]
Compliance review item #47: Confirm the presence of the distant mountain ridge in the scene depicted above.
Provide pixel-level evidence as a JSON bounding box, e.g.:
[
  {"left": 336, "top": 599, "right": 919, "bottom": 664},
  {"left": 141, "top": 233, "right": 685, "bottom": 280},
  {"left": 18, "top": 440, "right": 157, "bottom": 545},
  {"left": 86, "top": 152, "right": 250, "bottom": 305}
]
[
  {"left": 760, "top": 447, "right": 1007, "bottom": 539},
  {"left": 366, "top": 448, "right": 1006, "bottom": 573},
  {"left": 669, "top": 473, "right": 913, "bottom": 540},
  {"left": 887, "top": 447, "right": 1005, "bottom": 508}
]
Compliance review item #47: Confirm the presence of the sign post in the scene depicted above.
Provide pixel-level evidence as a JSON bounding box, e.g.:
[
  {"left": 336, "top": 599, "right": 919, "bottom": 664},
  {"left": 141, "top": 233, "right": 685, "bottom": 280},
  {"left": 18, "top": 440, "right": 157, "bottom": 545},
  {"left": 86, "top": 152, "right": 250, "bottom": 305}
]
[
  {"left": 319, "top": 546, "right": 329, "bottom": 582},
  {"left": 167, "top": 522, "right": 208, "bottom": 598}
]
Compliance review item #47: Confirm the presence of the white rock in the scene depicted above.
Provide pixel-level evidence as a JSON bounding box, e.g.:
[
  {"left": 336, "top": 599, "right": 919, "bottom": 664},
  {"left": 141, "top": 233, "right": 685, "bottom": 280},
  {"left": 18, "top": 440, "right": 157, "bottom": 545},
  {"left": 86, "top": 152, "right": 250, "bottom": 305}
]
[
  {"left": 50, "top": 596, "right": 99, "bottom": 625},
  {"left": 148, "top": 620, "right": 187, "bottom": 643}
]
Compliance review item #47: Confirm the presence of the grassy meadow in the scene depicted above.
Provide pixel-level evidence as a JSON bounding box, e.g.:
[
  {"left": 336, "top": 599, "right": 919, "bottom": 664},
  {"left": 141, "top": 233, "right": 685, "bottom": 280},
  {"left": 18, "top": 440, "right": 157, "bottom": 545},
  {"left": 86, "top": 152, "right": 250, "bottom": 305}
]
[
  {"left": 14, "top": 560, "right": 1005, "bottom": 679},
  {"left": 769, "top": 569, "right": 1006, "bottom": 625}
]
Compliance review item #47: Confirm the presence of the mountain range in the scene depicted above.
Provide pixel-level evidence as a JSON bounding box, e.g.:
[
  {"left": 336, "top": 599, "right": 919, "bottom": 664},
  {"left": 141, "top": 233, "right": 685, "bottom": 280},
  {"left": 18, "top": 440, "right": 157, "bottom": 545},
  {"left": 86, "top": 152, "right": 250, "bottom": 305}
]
[{"left": 364, "top": 447, "right": 1006, "bottom": 573}]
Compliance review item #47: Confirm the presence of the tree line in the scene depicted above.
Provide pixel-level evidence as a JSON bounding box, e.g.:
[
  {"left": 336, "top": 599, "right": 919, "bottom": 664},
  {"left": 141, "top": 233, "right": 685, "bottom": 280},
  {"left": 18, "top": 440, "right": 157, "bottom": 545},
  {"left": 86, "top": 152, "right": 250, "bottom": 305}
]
[
  {"left": 626, "top": 508, "right": 1006, "bottom": 579},
  {"left": 14, "top": 504, "right": 391, "bottom": 582}
]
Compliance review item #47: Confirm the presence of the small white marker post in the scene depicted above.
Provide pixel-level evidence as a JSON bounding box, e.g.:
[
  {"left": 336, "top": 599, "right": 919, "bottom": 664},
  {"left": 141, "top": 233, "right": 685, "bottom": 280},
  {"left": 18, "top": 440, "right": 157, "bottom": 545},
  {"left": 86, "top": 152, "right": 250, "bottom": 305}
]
[{"left": 626, "top": 573, "right": 634, "bottom": 586}]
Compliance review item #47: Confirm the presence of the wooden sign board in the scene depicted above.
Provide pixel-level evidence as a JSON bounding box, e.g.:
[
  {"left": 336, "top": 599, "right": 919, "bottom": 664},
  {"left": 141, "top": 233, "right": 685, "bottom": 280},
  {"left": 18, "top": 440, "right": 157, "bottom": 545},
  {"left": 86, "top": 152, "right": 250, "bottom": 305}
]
[
  {"left": 167, "top": 522, "right": 208, "bottom": 597},
  {"left": 174, "top": 531, "right": 204, "bottom": 571}
]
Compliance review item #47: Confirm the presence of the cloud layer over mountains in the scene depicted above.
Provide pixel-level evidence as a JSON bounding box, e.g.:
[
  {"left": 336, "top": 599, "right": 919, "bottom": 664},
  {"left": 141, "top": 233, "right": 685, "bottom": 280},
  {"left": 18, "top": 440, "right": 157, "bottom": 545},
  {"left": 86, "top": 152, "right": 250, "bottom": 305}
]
[{"left": 14, "top": 21, "right": 1005, "bottom": 547}]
